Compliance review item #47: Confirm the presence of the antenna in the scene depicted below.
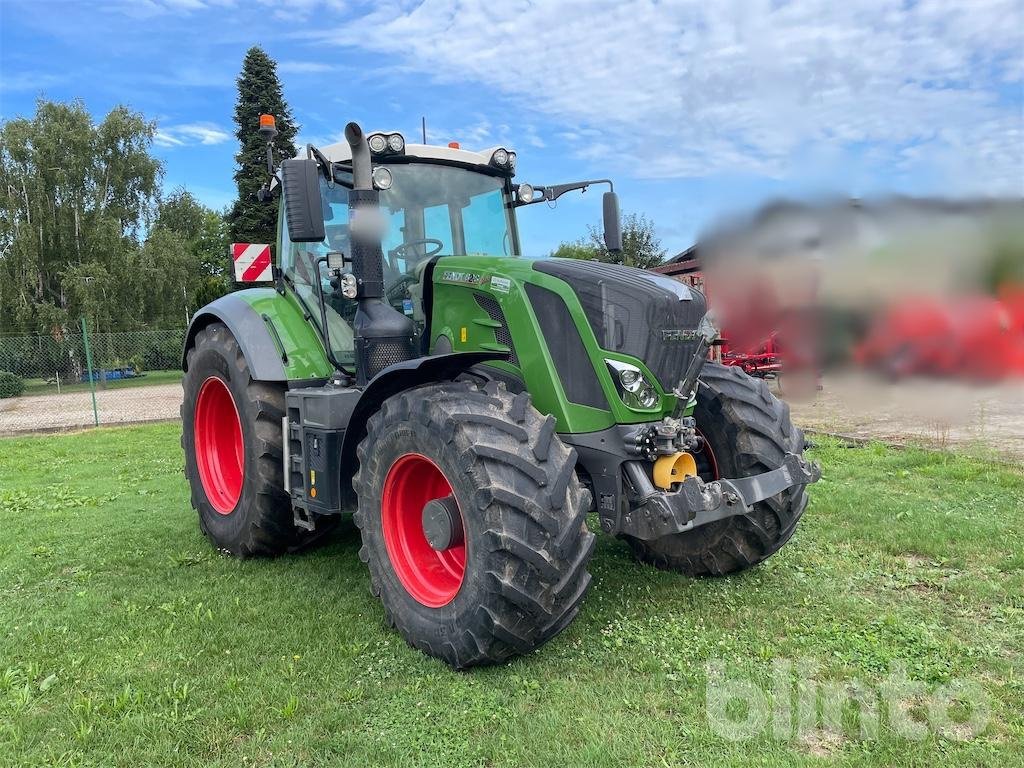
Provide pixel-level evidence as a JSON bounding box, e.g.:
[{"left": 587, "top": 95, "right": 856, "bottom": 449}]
[{"left": 421, "top": 116, "right": 427, "bottom": 144}]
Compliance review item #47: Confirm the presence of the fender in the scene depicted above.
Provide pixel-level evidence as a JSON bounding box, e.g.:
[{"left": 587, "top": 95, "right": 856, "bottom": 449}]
[
  {"left": 182, "top": 289, "right": 332, "bottom": 382},
  {"left": 337, "top": 351, "right": 509, "bottom": 505}
]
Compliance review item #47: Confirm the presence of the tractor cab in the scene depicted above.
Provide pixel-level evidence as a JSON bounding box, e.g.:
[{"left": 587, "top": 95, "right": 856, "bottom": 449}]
[{"left": 278, "top": 137, "right": 523, "bottom": 369}]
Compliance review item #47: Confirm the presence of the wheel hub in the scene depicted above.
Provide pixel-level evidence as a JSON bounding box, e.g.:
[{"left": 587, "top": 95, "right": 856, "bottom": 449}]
[{"left": 421, "top": 495, "right": 463, "bottom": 551}]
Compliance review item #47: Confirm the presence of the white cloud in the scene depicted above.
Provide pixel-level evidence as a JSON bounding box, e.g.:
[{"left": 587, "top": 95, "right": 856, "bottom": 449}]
[
  {"left": 278, "top": 61, "right": 336, "bottom": 74},
  {"left": 318, "top": 0, "right": 1023, "bottom": 193},
  {"left": 155, "top": 122, "right": 231, "bottom": 147}
]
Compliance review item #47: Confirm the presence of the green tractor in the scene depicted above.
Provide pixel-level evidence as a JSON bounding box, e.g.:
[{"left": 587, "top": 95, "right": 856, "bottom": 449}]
[{"left": 181, "top": 117, "right": 820, "bottom": 668}]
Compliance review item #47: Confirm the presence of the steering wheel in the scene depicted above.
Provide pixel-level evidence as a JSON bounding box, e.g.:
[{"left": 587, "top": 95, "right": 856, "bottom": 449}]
[{"left": 390, "top": 238, "right": 444, "bottom": 261}]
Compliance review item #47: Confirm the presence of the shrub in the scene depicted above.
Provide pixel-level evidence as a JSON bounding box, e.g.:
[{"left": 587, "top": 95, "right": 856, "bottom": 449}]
[{"left": 0, "top": 370, "right": 25, "bottom": 399}]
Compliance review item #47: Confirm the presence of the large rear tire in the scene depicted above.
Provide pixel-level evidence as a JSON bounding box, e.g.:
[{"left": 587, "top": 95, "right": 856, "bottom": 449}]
[
  {"left": 181, "top": 323, "right": 307, "bottom": 557},
  {"left": 626, "top": 362, "right": 809, "bottom": 576},
  {"left": 353, "top": 380, "right": 594, "bottom": 668}
]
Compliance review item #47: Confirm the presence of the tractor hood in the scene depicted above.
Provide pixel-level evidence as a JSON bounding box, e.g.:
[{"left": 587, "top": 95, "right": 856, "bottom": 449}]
[{"left": 531, "top": 259, "right": 708, "bottom": 392}]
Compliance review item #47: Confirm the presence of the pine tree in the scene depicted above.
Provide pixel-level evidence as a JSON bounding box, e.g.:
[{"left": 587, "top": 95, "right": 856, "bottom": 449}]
[{"left": 227, "top": 47, "right": 299, "bottom": 246}]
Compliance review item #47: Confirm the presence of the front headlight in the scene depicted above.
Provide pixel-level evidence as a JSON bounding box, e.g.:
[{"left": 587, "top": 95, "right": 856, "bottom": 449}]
[
  {"left": 606, "top": 359, "right": 659, "bottom": 410},
  {"left": 636, "top": 385, "right": 658, "bottom": 408},
  {"left": 618, "top": 367, "right": 642, "bottom": 392}
]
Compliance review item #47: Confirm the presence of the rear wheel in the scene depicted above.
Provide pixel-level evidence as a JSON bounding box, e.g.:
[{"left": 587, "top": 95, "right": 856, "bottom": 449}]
[
  {"left": 182, "top": 323, "right": 308, "bottom": 557},
  {"left": 626, "top": 362, "right": 809, "bottom": 576},
  {"left": 353, "top": 381, "right": 594, "bottom": 668}
]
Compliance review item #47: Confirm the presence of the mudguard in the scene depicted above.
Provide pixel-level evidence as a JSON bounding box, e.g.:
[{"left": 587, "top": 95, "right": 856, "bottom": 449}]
[
  {"left": 336, "top": 351, "right": 509, "bottom": 506},
  {"left": 182, "top": 289, "right": 331, "bottom": 382}
]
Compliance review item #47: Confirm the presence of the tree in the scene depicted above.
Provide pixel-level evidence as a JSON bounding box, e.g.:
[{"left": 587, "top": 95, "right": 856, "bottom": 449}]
[
  {"left": 144, "top": 189, "right": 233, "bottom": 325},
  {"left": 0, "top": 99, "right": 162, "bottom": 335},
  {"left": 551, "top": 240, "right": 602, "bottom": 260},
  {"left": 227, "top": 46, "right": 299, "bottom": 247},
  {"left": 549, "top": 212, "right": 666, "bottom": 269}
]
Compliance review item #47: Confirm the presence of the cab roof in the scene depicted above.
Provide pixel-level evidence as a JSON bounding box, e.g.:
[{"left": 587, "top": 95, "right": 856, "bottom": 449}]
[{"left": 317, "top": 138, "right": 512, "bottom": 174}]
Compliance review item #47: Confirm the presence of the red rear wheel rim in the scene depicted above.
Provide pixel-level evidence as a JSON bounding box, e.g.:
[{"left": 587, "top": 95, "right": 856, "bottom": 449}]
[
  {"left": 381, "top": 453, "right": 466, "bottom": 607},
  {"left": 194, "top": 376, "right": 244, "bottom": 515},
  {"left": 694, "top": 427, "right": 720, "bottom": 481}
]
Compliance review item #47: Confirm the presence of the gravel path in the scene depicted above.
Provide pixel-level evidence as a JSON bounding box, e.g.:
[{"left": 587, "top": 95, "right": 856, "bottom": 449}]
[
  {"left": 0, "top": 383, "right": 183, "bottom": 434},
  {"left": 3, "top": 374, "right": 1022, "bottom": 464}
]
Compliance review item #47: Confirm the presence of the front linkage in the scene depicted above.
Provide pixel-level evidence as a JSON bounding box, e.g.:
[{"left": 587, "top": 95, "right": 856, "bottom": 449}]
[
  {"left": 566, "top": 322, "right": 821, "bottom": 546},
  {"left": 620, "top": 452, "right": 820, "bottom": 540}
]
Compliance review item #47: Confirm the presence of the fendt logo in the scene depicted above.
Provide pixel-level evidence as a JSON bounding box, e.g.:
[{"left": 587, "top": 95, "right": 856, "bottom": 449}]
[{"left": 661, "top": 329, "right": 701, "bottom": 342}]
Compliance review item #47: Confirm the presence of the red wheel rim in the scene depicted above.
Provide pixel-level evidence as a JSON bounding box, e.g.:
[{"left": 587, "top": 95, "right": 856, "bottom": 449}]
[
  {"left": 381, "top": 453, "right": 466, "bottom": 607},
  {"left": 194, "top": 376, "right": 244, "bottom": 515}
]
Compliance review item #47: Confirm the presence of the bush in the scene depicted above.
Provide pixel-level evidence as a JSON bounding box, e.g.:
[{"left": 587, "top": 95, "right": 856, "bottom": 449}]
[{"left": 0, "top": 370, "right": 25, "bottom": 399}]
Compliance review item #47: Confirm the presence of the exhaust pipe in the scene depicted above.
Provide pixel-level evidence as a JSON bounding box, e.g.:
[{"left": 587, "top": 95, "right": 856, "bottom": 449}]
[{"left": 345, "top": 122, "right": 373, "bottom": 191}]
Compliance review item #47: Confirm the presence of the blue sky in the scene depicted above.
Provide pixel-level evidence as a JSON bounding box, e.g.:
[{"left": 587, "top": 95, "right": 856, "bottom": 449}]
[{"left": 1, "top": 0, "right": 1021, "bottom": 256}]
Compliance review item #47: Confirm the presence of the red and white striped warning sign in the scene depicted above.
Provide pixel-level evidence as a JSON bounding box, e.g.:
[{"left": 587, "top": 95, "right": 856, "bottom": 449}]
[{"left": 231, "top": 243, "right": 273, "bottom": 282}]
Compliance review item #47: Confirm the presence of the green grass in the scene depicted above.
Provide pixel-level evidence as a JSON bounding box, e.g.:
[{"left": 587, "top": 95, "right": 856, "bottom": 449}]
[
  {"left": 21, "top": 369, "right": 183, "bottom": 397},
  {"left": 1, "top": 425, "right": 1022, "bottom": 767}
]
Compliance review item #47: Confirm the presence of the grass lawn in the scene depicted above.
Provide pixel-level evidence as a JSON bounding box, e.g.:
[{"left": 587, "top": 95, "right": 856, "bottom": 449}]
[
  {"left": 21, "top": 369, "right": 183, "bottom": 397},
  {"left": 1, "top": 424, "right": 1022, "bottom": 766}
]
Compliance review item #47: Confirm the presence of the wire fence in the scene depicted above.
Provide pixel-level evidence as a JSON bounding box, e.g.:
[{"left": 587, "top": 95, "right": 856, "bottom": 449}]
[{"left": 0, "top": 321, "right": 186, "bottom": 434}]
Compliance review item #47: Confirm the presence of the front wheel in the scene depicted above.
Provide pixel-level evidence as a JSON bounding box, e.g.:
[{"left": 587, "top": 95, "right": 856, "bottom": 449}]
[
  {"left": 353, "top": 381, "right": 594, "bottom": 669},
  {"left": 626, "top": 362, "right": 809, "bottom": 576}
]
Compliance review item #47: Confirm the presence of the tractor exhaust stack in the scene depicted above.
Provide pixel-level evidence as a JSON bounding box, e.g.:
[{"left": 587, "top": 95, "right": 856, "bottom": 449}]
[{"left": 344, "top": 121, "right": 415, "bottom": 386}]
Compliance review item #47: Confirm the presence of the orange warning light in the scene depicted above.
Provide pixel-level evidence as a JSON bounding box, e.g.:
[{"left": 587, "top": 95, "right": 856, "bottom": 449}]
[
  {"left": 259, "top": 114, "right": 276, "bottom": 129},
  {"left": 448, "top": 141, "right": 460, "bottom": 149}
]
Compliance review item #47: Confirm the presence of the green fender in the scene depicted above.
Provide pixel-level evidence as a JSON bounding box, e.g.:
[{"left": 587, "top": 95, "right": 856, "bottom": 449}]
[{"left": 182, "top": 288, "right": 333, "bottom": 382}]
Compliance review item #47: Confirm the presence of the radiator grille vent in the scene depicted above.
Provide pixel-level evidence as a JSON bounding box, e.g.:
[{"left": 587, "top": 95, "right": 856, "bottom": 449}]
[{"left": 474, "top": 293, "right": 518, "bottom": 366}]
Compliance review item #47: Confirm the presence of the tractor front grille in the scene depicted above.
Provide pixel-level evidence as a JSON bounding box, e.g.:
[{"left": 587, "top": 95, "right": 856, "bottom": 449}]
[{"left": 532, "top": 259, "right": 707, "bottom": 391}]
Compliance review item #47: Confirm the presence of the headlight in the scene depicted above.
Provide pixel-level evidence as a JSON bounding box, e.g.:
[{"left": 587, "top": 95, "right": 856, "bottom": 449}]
[
  {"left": 339, "top": 273, "right": 358, "bottom": 299},
  {"left": 605, "top": 359, "right": 659, "bottom": 410},
  {"left": 636, "top": 385, "right": 658, "bottom": 409},
  {"left": 517, "top": 183, "right": 535, "bottom": 203},
  {"left": 619, "top": 367, "right": 642, "bottom": 392},
  {"left": 371, "top": 166, "right": 393, "bottom": 190},
  {"left": 387, "top": 133, "right": 405, "bottom": 152},
  {"left": 507, "top": 151, "right": 516, "bottom": 169},
  {"left": 491, "top": 148, "right": 509, "bottom": 167},
  {"left": 368, "top": 133, "right": 388, "bottom": 153}
]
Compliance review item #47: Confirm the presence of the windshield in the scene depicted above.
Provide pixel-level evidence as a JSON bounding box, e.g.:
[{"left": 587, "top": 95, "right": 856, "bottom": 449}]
[{"left": 279, "top": 162, "right": 517, "bottom": 369}]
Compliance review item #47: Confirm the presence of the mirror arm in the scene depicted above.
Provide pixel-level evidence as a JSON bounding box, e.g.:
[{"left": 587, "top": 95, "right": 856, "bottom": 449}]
[
  {"left": 542, "top": 178, "right": 614, "bottom": 202},
  {"left": 514, "top": 179, "right": 614, "bottom": 207}
]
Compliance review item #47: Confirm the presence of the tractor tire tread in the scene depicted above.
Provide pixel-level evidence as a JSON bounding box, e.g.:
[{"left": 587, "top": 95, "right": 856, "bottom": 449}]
[{"left": 352, "top": 380, "right": 593, "bottom": 668}]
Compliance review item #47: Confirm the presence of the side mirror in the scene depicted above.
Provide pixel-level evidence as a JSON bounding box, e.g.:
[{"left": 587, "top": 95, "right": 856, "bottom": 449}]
[
  {"left": 280, "top": 158, "right": 325, "bottom": 243},
  {"left": 602, "top": 191, "right": 622, "bottom": 254}
]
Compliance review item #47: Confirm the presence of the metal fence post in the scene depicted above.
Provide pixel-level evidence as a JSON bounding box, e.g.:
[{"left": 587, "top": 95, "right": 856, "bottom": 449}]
[{"left": 80, "top": 317, "right": 100, "bottom": 427}]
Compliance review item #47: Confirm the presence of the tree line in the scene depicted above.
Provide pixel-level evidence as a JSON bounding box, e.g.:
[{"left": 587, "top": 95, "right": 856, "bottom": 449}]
[
  {"left": 0, "top": 99, "right": 228, "bottom": 336},
  {"left": 0, "top": 47, "right": 297, "bottom": 338}
]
